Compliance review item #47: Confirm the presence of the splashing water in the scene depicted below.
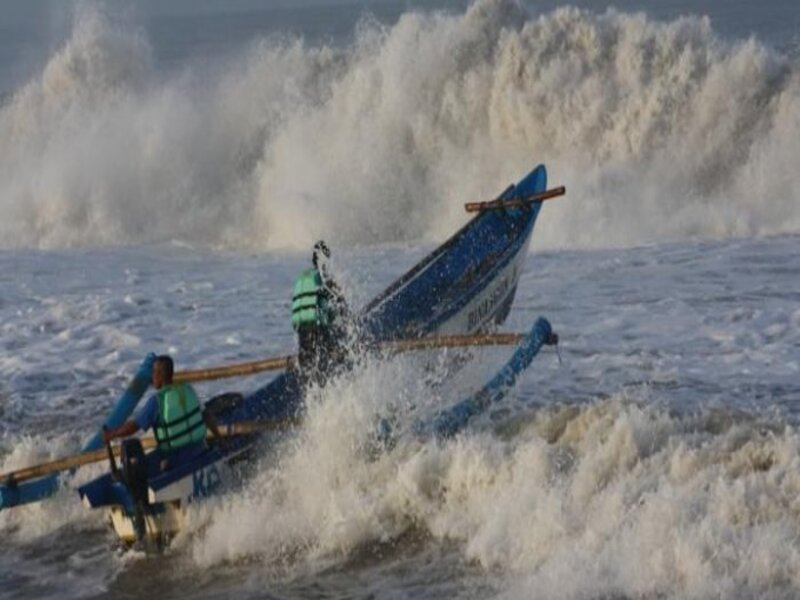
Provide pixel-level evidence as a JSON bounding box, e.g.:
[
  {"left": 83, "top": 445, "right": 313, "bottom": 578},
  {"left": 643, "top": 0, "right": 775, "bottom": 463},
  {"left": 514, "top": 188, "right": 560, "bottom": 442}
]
[
  {"left": 1, "top": 0, "right": 798, "bottom": 250},
  {"left": 2, "top": 2, "right": 800, "bottom": 599}
]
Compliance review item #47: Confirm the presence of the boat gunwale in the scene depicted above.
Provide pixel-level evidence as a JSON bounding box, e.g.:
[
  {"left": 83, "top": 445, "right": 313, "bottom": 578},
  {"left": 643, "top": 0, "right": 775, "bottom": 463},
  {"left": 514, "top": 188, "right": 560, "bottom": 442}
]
[
  {"left": 78, "top": 165, "right": 550, "bottom": 514},
  {"left": 360, "top": 184, "right": 519, "bottom": 316}
]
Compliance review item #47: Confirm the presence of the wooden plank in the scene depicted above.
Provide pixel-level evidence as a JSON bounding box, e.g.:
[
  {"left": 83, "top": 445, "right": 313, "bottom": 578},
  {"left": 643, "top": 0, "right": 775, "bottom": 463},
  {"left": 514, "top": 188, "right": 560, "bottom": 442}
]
[{"left": 464, "top": 186, "right": 565, "bottom": 213}]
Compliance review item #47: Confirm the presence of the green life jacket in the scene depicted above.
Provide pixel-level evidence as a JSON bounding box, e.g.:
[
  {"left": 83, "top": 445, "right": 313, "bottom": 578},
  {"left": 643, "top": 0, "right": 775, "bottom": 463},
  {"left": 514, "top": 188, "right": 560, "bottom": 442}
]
[
  {"left": 154, "top": 382, "right": 207, "bottom": 453},
  {"left": 291, "top": 268, "right": 333, "bottom": 330}
]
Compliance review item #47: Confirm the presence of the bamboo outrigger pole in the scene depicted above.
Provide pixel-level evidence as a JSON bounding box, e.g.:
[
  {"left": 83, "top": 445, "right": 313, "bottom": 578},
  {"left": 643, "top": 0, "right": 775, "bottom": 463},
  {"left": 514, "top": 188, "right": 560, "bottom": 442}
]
[
  {"left": 465, "top": 186, "right": 565, "bottom": 213},
  {"left": 0, "top": 419, "right": 300, "bottom": 486},
  {"left": 379, "top": 331, "right": 526, "bottom": 352},
  {"left": 174, "top": 355, "right": 295, "bottom": 383},
  {"left": 174, "top": 331, "right": 529, "bottom": 383},
  {"left": 1, "top": 332, "right": 537, "bottom": 486}
]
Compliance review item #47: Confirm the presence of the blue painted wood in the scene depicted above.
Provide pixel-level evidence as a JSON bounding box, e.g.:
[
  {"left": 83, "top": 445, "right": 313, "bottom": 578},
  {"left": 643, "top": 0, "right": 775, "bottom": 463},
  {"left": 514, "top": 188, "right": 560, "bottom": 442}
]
[
  {"left": 427, "top": 317, "right": 552, "bottom": 439},
  {"left": 79, "top": 164, "right": 553, "bottom": 509},
  {"left": 362, "top": 164, "right": 547, "bottom": 339},
  {"left": 230, "top": 164, "right": 548, "bottom": 427},
  {"left": 374, "top": 317, "right": 552, "bottom": 448},
  {"left": 0, "top": 354, "right": 155, "bottom": 510}
]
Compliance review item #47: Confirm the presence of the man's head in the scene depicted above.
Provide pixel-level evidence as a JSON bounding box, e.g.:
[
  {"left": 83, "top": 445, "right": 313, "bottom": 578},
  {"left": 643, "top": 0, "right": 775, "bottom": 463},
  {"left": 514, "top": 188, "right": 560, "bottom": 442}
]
[
  {"left": 312, "top": 240, "right": 331, "bottom": 269},
  {"left": 152, "top": 355, "right": 174, "bottom": 389}
]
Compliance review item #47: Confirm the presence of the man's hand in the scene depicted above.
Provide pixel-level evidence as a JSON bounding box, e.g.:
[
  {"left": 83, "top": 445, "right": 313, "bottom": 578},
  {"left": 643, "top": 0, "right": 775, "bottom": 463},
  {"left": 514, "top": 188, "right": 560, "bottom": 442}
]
[
  {"left": 102, "top": 421, "right": 139, "bottom": 445},
  {"left": 102, "top": 426, "right": 114, "bottom": 445}
]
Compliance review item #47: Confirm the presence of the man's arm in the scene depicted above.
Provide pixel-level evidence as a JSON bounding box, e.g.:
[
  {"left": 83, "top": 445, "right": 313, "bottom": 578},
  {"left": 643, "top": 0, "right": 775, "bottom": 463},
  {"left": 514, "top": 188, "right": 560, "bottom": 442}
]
[
  {"left": 203, "top": 410, "right": 223, "bottom": 439},
  {"left": 103, "top": 420, "right": 140, "bottom": 444},
  {"left": 320, "top": 270, "right": 350, "bottom": 319},
  {"left": 102, "top": 394, "right": 158, "bottom": 444}
]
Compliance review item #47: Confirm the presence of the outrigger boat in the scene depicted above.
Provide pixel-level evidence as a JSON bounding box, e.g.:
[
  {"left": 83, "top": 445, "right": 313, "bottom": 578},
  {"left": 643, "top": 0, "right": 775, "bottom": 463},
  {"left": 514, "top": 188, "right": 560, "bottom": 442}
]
[{"left": 0, "top": 164, "right": 563, "bottom": 546}]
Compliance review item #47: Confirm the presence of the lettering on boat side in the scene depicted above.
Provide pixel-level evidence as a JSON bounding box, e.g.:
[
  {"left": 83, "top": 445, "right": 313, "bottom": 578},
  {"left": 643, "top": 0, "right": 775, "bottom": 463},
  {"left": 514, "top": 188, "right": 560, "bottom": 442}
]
[
  {"left": 192, "top": 464, "right": 222, "bottom": 498},
  {"left": 467, "top": 264, "right": 517, "bottom": 329}
]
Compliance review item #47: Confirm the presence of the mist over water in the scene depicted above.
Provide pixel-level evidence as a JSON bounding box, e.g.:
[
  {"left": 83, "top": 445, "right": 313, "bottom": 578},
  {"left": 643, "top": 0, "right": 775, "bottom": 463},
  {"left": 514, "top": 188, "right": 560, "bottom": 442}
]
[{"left": 0, "top": 0, "right": 798, "bottom": 250}]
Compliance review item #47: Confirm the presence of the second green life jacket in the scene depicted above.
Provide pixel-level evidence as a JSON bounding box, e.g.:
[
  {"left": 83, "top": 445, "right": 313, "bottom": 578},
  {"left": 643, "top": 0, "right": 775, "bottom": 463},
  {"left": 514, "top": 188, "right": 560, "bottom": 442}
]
[
  {"left": 291, "top": 268, "right": 333, "bottom": 330},
  {"left": 154, "top": 382, "right": 207, "bottom": 453}
]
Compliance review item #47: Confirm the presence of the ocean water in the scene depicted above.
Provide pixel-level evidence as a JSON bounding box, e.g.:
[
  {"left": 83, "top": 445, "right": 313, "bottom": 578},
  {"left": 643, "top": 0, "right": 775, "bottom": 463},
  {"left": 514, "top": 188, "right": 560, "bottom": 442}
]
[{"left": 1, "top": 0, "right": 799, "bottom": 598}]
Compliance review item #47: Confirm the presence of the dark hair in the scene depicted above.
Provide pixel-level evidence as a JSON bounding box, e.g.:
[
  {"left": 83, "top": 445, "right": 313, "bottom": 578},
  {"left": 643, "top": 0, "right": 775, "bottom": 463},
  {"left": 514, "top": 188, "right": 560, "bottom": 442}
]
[
  {"left": 155, "top": 355, "right": 174, "bottom": 381},
  {"left": 312, "top": 240, "right": 330, "bottom": 268}
]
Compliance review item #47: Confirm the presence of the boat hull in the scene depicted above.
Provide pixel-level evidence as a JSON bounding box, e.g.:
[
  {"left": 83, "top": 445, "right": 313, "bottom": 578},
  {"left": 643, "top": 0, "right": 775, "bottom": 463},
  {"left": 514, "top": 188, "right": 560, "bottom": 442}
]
[
  {"left": 109, "top": 502, "right": 183, "bottom": 546},
  {"left": 79, "top": 164, "right": 551, "bottom": 543}
]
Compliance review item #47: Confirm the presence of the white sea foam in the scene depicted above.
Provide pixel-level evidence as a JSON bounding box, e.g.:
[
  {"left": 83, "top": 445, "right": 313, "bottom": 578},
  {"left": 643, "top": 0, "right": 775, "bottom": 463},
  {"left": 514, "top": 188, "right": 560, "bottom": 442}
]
[
  {"left": 1, "top": 0, "right": 798, "bottom": 250},
  {"left": 189, "top": 385, "right": 800, "bottom": 599},
  {"left": 189, "top": 351, "right": 490, "bottom": 567},
  {"left": 0, "top": 432, "right": 107, "bottom": 541},
  {"left": 0, "top": 231, "right": 798, "bottom": 597}
]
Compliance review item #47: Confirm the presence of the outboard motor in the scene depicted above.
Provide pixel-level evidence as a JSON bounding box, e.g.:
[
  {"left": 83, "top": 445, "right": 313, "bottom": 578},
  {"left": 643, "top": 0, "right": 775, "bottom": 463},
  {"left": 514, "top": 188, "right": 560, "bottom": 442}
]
[
  {"left": 120, "top": 438, "right": 149, "bottom": 541},
  {"left": 120, "top": 438, "right": 149, "bottom": 506}
]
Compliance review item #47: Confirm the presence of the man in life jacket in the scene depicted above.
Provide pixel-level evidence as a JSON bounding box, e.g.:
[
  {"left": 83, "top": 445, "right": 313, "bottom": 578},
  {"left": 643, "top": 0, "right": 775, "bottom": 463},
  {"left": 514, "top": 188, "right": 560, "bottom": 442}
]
[
  {"left": 291, "top": 240, "right": 351, "bottom": 384},
  {"left": 103, "top": 355, "right": 219, "bottom": 469}
]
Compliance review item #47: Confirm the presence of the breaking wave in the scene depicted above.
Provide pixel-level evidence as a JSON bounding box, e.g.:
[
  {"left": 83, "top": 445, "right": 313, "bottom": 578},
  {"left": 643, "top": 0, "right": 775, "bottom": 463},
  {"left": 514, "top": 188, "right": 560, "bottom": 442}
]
[
  {"left": 191, "top": 392, "right": 800, "bottom": 599},
  {"left": 0, "top": 432, "right": 106, "bottom": 542},
  {"left": 1, "top": 0, "right": 799, "bottom": 250}
]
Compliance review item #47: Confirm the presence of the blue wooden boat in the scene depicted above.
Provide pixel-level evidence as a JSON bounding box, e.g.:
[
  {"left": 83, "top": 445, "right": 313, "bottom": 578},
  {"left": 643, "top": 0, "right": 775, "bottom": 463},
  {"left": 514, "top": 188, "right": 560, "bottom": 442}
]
[{"left": 3, "top": 164, "right": 553, "bottom": 544}]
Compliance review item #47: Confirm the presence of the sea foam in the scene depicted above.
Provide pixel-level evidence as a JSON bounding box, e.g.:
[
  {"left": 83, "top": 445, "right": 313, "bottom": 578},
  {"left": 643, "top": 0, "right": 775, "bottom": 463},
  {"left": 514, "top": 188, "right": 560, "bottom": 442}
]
[{"left": 0, "top": 0, "right": 798, "bottom": 250}]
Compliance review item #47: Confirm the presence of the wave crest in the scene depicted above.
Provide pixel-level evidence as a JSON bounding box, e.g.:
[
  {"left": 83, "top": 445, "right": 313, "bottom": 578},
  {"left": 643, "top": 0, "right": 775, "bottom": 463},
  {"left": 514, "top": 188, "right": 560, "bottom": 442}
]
[{"left": 1, "top": 0, "right": 798, "bottom": 249}]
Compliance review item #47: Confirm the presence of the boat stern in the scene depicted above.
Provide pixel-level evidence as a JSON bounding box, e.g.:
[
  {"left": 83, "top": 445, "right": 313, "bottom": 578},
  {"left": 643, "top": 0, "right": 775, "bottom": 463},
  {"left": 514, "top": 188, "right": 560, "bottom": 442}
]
[{"left": 108, "top": 500, "right": 184, "bottom": 546}]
